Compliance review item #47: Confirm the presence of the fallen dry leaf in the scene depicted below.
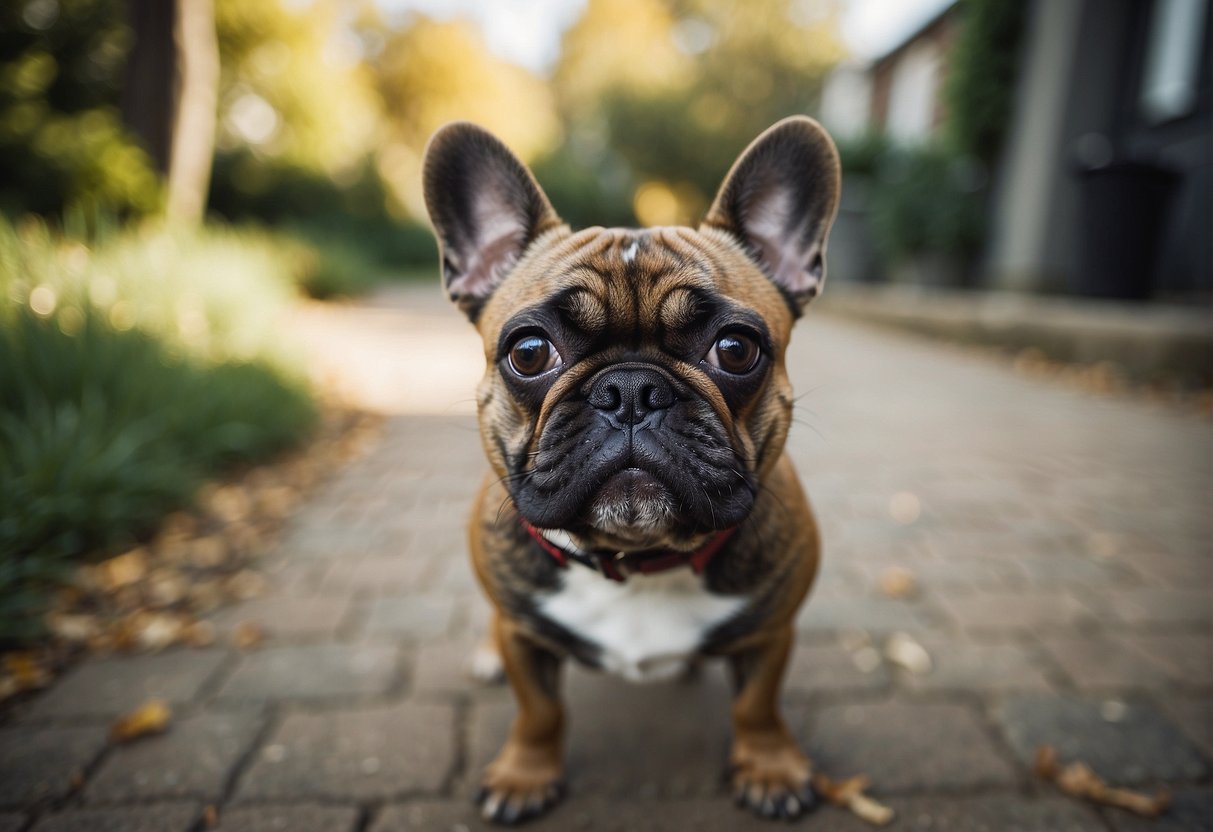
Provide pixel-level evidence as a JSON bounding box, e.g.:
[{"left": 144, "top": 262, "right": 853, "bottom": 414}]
[
  {"left": 182, "top": 620, "right": 217, "bottom": 648},
  {"left": 47, "top": 613, "right": 101, "bottom": 644},
  {"left": 1035, "top": 745, "right": 1171, "bottom": 817},
  {"left": 224, "top": 570, "right": 266, "bottom": 601},
  {"left": 203, "top": 804, "right": 219, "bottom": 828},
  {"left": 110, "top": 699, "right": 171, "bottom": 743},
  {"left": 3, "top": 652, "right": 51, "bottom": 690},
  {"left": 884, "top": 632, "right": 932, "bottom": 675},
  {"left": 96, "top": 549, "right": 148, "bottom": 590},
  {"left": 231, "top": 621, "right": 266, "bottom": 649},
  {"left": 812, "top": 772, "right": 894, "bottom": 826},
  {"left": 127, "top": 612, "right": 187, "bottom": 652},
  {"left": 878, "top": 566, "right": 918, "bottom": 599}
]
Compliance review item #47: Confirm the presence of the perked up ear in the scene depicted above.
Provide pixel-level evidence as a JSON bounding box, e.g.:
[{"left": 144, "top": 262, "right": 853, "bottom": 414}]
[
  {"left": 423, "top": 122, "right": 562, "bottom": 321},
  {"left": 701, "top": 116, "right": 842, "bottom": 315}
]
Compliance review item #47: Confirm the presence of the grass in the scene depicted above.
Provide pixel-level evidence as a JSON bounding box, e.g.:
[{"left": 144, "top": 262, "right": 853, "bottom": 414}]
[{"left": 0, "top": 217, "right": 319, "bottom": 643}]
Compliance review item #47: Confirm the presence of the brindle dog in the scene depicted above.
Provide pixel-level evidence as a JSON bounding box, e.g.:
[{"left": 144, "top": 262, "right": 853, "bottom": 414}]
[{"left": 423, "top": 116, "right": 840, "bottom": 824}]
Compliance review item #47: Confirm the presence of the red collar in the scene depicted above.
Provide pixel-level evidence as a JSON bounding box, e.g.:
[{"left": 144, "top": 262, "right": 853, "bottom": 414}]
[{"left": 520, "top": 519, "right": 736, "bottom": 582}]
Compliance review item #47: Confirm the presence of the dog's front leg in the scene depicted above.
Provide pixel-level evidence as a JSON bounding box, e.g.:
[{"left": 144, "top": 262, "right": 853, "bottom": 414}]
[
  {"left": 479, "top": 613, "right": 566, "bottom": 824},
  {"left": 727, "top": 624, "right": 815, "bottom": 820}
]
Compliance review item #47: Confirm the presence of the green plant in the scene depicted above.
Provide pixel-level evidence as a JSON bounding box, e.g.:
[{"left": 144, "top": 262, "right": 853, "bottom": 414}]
[
  {"left": 208, "top": 151, "right": 438, "bottom": 273},
  {"left": 835, "top": 132, "right": 890, "bottom": 178},
  {"left": 944, "top": 0, "right": 1028, "bottom": 164},
  {"left": 0, "top": 217, "right": 316, "bottom": 643},
  {"left": 0, "top": 0, "right": 163, "bottom": 219},
  {"left": 867, "top": 144, "right": 987, "bottom": 265}
]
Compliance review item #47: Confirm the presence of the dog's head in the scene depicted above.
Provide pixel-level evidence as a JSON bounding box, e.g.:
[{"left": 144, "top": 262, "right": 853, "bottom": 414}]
[{"left": 424, "top": 118, "right": 840, "bottom": 552}]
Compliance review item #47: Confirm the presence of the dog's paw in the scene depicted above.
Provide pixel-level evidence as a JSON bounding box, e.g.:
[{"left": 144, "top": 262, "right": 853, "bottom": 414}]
[
  {"left": 730, "top": 744, "right": 817, "bottom": 820},
  {"left": 476, "top": 778, "right": 564, "bottom": 825},
  {"left": 477, "top": 749, "right": 565, "bottom": 825},
  {"left": 469, "top": 639, "right": 506, "bottom": 684}
]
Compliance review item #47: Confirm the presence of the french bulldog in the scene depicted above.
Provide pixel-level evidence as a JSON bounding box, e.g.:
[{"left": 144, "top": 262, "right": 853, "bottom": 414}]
[{"left": 423, "top": 115, "right": 840, "bottom": 824}]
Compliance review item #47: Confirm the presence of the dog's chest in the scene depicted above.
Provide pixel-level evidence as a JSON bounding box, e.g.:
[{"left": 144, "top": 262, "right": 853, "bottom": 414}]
[{"left": 537, "top": 568, "right": 746, "bottom": 683}]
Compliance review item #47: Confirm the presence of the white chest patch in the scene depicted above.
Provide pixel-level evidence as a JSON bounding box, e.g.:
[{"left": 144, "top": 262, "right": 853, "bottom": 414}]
[{"left": 538, "top": 567, "right": 747, "bottom": 683}]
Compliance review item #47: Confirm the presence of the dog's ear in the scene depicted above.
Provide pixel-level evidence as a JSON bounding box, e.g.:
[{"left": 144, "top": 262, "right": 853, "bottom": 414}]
[
  {"left": 701, "top": 116, "right": 841, "bottom": 315},
  {"left": 423, "top": 122, "right": 562, "bottom": 321}
]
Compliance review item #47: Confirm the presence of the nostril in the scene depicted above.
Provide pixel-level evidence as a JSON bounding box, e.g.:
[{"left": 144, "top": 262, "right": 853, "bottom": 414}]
[
  {"left": 643, "top": 383, "right": 673, "bottom": 411},
  {"left": 604, "top": 385, "right": 621, "bottom": 410},
  {"left": 589, "top": 381, "right": 621, "bottom": 412}
]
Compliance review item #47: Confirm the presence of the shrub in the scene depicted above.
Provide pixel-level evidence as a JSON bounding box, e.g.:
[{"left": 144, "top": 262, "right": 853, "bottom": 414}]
[
  {"left": 208, "top": 150, "right": 438, "bottom": 272},
  {"left": 835, "top": 132, "right": 890, "bottom": 178},
  {"left": 945, "top": 0, "right": 1028, "bottom": 164},
  {"left": 0, "top": 218, "right": 316, "bottom": 643},
  {"left": 867, "top": 144, "right": 987, "bottom": 267}
]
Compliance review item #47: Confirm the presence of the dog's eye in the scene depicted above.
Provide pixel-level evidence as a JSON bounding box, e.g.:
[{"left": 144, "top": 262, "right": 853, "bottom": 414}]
[
  {"left": 705, "top": 332, "right": 760, "bottom": 374},
  {"left": 508, "top": 335, "right": 561, "bottom": 377}
]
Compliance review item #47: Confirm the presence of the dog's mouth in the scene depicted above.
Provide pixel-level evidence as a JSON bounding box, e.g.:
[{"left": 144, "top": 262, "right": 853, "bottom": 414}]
[{"left": 584, "top": 467, "right": 675, "bottom": 538}]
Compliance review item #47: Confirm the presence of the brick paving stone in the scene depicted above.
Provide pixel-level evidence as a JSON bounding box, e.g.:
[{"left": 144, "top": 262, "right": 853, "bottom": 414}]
[
  {"left": 861, "top": 794, "right": 1105, "bottom": 831},
  {"left": 409, "top": 638, "right": 507, "bottom": 697},
  {"left": 370, "top": 798, "right": 869, "bottom": 831},
  {"left": 467, "top": 665, "right": 733, "bottom": 798},
  {"left": 935, "top": 591, "right": 1099, "bottom": 634},
  {"left": 0, "top": 725, "right": 107, "bottom": 807},
  {"left": 1155, "top": 694, "right": 1213, "bottom": 757},
  {"left": 424, "top": 556, "right": 480, "bottom": 592},
  {"left": 216, "top": 644, "right": 398, "bottom": 701},
  {"left": 801, "top": 701, "right": 1018, "bottom": 792},
  {"left": 206, "top": 596, "right": 351, "bottom": 640},
  {"left": 85, "top": 712, "right": 261, "bottom": 802},
  {"left": 361, "top": 596, "right": 457, "bottom": 640},
  {"left": 855, "top": 557, "right": 1028, "bottom": 595},
  {"left": 1107, "top": 788, "right": 1213, "bottom": 832},
  {"left": 796, "top": 594, "right": 940, "bottom": 634},
  {"left": 1096, "top": 588, "right": 1213, "bottom": 627},
  {"left": 29, "top": 803, "right": 201, "bottom": 832},
  {"left": 1122, "top": 633, "right": 1213, "bottom": 688},
  {"left": 902, "top": 638, "right": 1055, "bottom": 692},
  {"left": 1013, "top": 554, "right": 1136, "bottom": 587},
  {"left": 320, "top": 553, "right": 433, "bottom": 594},
  {"left": 1040, "top": 634, "right": 1174, "bottom": 690},
  {"left": 276, "top": 521, "right": 389, "bottom": 560},
  {"left": 211, "top": 804, "right": 361, "bottom": 832},
  {"left": 994, "top": 695, "right": 1209, "bottom": 784},
  {"left": 784, "top": 642, "right": 891, "bottom": 695},
  {"left": 21, "top": 649, "right": 228, "bottom": 719},
  {"left": 235, "top": 702, "right": 455, "bottom": 801}
]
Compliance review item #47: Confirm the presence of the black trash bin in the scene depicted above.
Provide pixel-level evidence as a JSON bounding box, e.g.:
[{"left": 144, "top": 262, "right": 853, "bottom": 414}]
[{"left": 1074, "top": 161, "right": 1179, "bottom": 300}]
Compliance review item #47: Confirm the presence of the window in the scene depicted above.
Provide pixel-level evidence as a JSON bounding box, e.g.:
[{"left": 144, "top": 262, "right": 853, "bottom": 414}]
[{"left": 1138, "top": 0, "right": 1209, "bottom": 123}]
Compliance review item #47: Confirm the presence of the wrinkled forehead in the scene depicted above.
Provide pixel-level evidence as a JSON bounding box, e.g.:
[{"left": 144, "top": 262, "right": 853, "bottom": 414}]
[{"left": 479, "top": 226, "right": 793, "bottom": 343}]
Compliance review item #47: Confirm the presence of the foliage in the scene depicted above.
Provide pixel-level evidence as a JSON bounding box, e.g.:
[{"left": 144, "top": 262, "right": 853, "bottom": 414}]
[
  {"left": 530, "top": 143, "right": 637, "bottom": 230},
  {"left": 556, "top": 0, "right": 845, "bottom": 225},
  {"left": 835, "top": 131, "right": 890, "bottom": 178},
  {"left": 0, "top": 0, "right": 161, "bottom": 217},
  {"left": 213, "top": 0, "right": 379, "bottom": 173},
  {"left": 867, "top": 144, "right": 987, "bottom": 265},
  {"left": 0, "top": 218, "right": 316, "bottom": 640},
  {"left": 944, "top": 0, "right": 1027, "bottom": 164},
  {"left": 207, "top": 149, "right": 435, "bottom": 271},
  {"left": 364, "top": 14, "right": 560, "bottom": 219}
]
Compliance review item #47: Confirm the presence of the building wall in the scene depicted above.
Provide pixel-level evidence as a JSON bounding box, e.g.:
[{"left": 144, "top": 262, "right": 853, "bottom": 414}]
[
  {"left": 986, "top": 0, "right": 1211, "bottom": 301},
  {"left": 868, "top": 11, "right": 957, "bottom": 143}
]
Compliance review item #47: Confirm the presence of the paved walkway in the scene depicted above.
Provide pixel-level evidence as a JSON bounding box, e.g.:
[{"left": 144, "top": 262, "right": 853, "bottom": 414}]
[{"left": 3, "top": 285, "right": 1210, "bottom": 831}]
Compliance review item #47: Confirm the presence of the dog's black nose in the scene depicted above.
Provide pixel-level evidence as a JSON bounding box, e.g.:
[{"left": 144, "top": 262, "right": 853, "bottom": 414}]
[{"left": 587, "top": 366, "right": 675, "bottom": 426}]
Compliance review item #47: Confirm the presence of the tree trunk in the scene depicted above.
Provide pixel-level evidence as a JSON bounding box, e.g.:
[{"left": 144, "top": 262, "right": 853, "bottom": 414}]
[
  {"left": 122, "top": 0, "right": 175, "bottom": 174},
  {"left": 122, "top": 0, "right": 219, "bottom": 224}
]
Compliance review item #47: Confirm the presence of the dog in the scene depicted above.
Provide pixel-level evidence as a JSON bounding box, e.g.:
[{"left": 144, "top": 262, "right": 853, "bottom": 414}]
[{"left": 423, "top": 115, "right": 840, "bottom": 824}]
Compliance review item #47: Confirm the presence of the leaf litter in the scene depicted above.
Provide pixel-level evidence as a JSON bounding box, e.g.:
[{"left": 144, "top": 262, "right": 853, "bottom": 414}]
[{"left": 0, "top": 400, "right": 381, "bottom": 707}]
